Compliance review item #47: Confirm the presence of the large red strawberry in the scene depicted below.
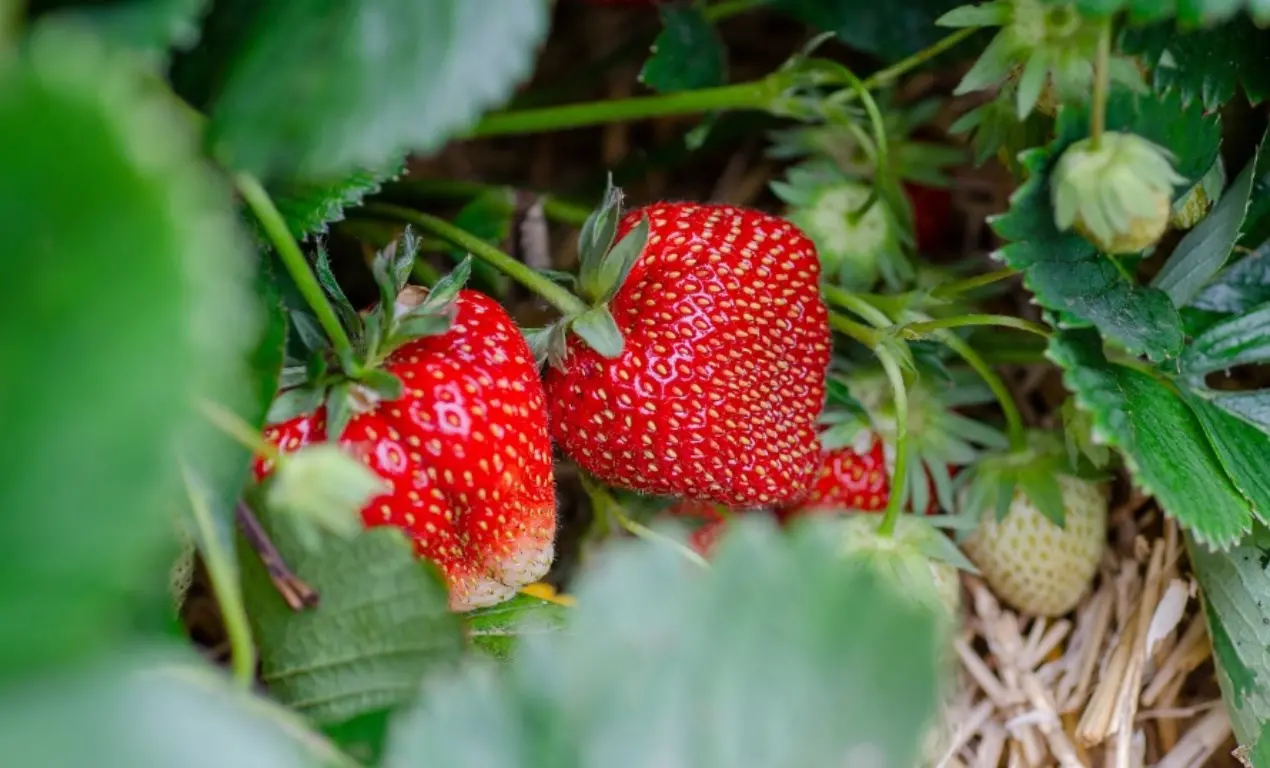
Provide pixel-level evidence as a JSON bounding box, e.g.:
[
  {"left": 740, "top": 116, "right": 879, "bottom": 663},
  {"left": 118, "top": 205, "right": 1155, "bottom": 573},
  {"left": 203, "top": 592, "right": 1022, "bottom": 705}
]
[
  {"left": 543, "top": 202, "right": 832, "bottom": 507},
  {"left": 254, "top": 242, "right": 555, "bottom": 612}
]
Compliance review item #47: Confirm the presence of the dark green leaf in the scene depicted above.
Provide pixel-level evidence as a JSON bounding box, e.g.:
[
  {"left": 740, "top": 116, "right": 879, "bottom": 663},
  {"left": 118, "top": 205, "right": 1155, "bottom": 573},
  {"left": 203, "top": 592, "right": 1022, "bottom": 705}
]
[
  {"left": 1185, "top": 393, "right": 1270, "bottom": 523},
  {"left": 1181, "top": 301, "right": 1270, "bottom": 376},
  {"left": 1190, "top": 244, "right": 1270, "bottom": 314},
  {"left": 314, "top": 247, "right": 362, "bottom": 335},
  {"left": 273, "top": 157, "right": 406, "bottom": 241},
  {"left": 449, "top": 192, "right": 513, "bottom": 293},
  {"left": 241, "top": 523, "right": 464, "bottom": 726},
  {"left": 384, "top": 518, "right": 945, "bottom": 768},
  {"left": 1239, "top": 139, "right": 1270, "bottom": 250},
  {"left": 206, "top": 0, "right": 550, "bottom": 178},
  {"left": 0, "top": 653, "right": 356, "bottom": 767},
  {"left": 1152, "top": 145, "right": 1260, "bottom": 306},
  {"left": 266, "top": 386, "right": 323, "bottom": 426},
  {"left": 0, "top": 20, "right": 260, "bottom": 676},
  {"left": 571, "top": 305, "right": 625, "bottom": 359},
  {"left": 1187, "top": 524, "right": 1270, "bottom": 753},
  {"left": 291, "top": 310, "right": 332, "bottom": 353},
  {"left": 394, "top": 312, "right": 454, "bottom": 341},
  {"left": 1122, "top": 17, "right": 1270, "bottom": 112},
  {"left": 1043, "top": 0, "right": 1264, "bottom": 25},
  {"left": 28, "top": 0, "right": 209, "bottom": 63},
  {"left": 991, "top": 89, "right": 1220, "bottom": 360},
  {"left": 464, "top": 593, "right": 570, "bottom": 661},
  {"left": 1048, "top": 331, "right": 1253, "bottom": 546},
  {"left": 640, "top": 5, "right": 727, "bottom": 93},
  {"left": 771, "top": 0, "right": 967, "bottom": 63}
]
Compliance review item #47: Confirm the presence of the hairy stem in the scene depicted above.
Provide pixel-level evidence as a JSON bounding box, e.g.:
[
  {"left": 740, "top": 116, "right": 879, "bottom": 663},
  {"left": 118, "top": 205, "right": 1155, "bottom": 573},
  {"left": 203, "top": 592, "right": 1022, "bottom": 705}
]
[
  {"left": 362, "top": 203, "right": 590, "bottom": 317},
  {"left": 1090, "top": 18, "right": 1112, "bottom": 150},
  {"left": 875, "top": 347, "right": 910, "bottom": 538},
  {"left": 899, "top": 314, "right": 1051, "bottom": 339},
  {"left": 581, "top": 475, "right": 709, "bottom": 569},
  {"left": 236, "top": 173, "right": 358, "bottom": 368},
  {"left": 935, "top": 329, "right": 1026, "bottom": 450}
]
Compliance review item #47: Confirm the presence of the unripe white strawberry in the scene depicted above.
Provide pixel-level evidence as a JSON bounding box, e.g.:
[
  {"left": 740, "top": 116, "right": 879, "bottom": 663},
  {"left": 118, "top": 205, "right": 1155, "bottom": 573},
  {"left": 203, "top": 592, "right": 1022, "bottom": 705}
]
[
  {"left": 962, "top": 475, "right": 1107, "bottom": 617},
  {"left": 839, "top": 513, "right": 963, "bottom": 622}
]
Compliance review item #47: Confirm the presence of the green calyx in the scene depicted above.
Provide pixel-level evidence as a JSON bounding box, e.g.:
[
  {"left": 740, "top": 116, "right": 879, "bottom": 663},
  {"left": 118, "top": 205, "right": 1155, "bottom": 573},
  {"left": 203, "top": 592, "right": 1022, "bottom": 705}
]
[
  {"left": 270, "top": 230, "right": 470, "bottom": 439},
  {"left": 939, "top": 0, "right": 1144, "bottom": 118},
  {"left": 773, "top": 163, "right": 911, "bottom": 291},
  {"left": 1051, "top": 131, "right": 1186, "bottom": 254}
]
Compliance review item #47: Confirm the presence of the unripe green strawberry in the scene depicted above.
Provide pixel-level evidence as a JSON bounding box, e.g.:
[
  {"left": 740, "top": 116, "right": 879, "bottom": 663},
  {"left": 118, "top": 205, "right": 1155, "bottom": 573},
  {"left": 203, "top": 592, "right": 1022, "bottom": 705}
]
[
  {"left": 1051, "top": 131, "right": 1185, "bottom": 254},
  {"left": 962, "top": 475, "right": 1106, "bottom": 617},
  {"left": 838, "top": 514, "right": 962, "bottom": 622}
]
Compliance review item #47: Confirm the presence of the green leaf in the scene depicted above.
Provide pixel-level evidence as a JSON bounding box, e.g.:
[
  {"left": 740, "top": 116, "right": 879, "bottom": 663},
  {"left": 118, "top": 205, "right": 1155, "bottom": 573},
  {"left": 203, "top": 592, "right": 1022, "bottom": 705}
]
[
  {"left": 991, "top": 88, "right": 1220, "bottom": 360},
  {"left": 1179, "top": 301, "right": 1270, "bottom": 433},
  {"left": 28, "top": 0, "right": 210, "bottom": 63},
  {"left": 1190, "top": 243, "right": 1270, "bottom": 315},
  {"left": 240, "top": 523, "right": 464, "bottom": 727},
  {"left": 1042, "top": 0, "right": 1264, "bottom": 25},
  {"left": 206, "top": 0, "right": 550, "bottom": 178},
  {"left": 771, "top": 0, "right": 968, "bottom": 63},
  {"left": 0, "top": 20, "right": 260, "bottom": 676},
  {"left": 581, "top": 214, "right": 649, "bottom": 305},
  {"left": 1152, "top": 144, "right": 1260, "bottom": 306},
  {"left": 272, "top": 157, "right": 407, "bottom": 241},
  {"left": 1184, "top": 393, "right": 1270, "bottom": 523},
  {"left": 0, "top": 653, "right": 356, "bottom": 767},
  {"left": 640, "top": 5, "right": 727, "bottom": 93},
  {"left": 383, "top": 518, "right": 945, "bottom": 768},
  {"left": 1122, "top": 18, "right": 1270, "bottom": 113},
  {"left": 1048, "top": 330, "right": 1252, "bottom": 546},
  {"left": 571, "top": 305, "right": 625, "bottom": 359},
  {"left": 464, "top": 593, "right": 571, "bottom": 661},
  {"left": 1187, "top": 524, "right": 1270, "bottom": 753}
]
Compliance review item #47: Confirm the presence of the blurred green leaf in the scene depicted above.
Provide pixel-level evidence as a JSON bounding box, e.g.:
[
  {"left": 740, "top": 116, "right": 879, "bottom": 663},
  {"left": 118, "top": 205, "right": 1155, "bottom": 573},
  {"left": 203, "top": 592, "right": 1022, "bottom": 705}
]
[
  {"left": 0, "top": 20, "right": 259, "bottom": 676},
  {"left": 384, "top": 518, "right": 946, "bottom": 768},
  {"left": 205, "top": 0, "right": 550, "bottom": 178},
  {"left": 1122, "top": 17, "right": 1270, "bottom": 112},
  {"left": 464, "top": 593, "right": 571, "bottom": 661},
  {"left": 992, "top": 89, "right": 1220, "bottom": 361},
  {"left": 1049, "top": 330, "right": 1253, "bottom": 547},
  {"left": 26, "top": 0, "right": 209, "bottom": 62},
  {"left": 240, "top": 523, "right": 464, "bottom": 727},
  {"left": 1187, "top": 523, "right": 1270, "bottom": 756},
  {"left": 272, "top": 158, "right": 407, "bottom": 241},
  {"left": 771, "top": 0, "right": 966, "bottom": 63},
  {"left": 0, "top": 652, "right": 356, "bottom": 768},
  {"left": 640, "top": 5, "right": 727, "bottom": 93}
]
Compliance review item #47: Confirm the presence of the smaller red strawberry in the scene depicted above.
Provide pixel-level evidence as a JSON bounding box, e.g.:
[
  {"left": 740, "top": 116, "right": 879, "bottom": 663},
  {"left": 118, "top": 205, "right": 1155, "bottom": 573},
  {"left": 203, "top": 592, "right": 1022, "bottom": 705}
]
[
  {"left": 663, "top": 498, "right": 731, "bottom": 559},
  {"left": 777, "top": 432, "right": 940, "bottom": 521},
  {"left": 903, "top": 182, "right": 953, "bottom": 255}
]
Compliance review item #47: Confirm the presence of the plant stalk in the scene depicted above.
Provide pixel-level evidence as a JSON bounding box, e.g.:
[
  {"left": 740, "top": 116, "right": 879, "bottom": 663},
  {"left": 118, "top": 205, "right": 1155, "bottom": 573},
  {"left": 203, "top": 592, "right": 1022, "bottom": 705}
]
[
  {"left": 929, "top": 268, "right": 1019, "bottom": 300},
  {"left": 899, "top": 314, "right": 1051, "bottom": 339},
  {"left": 935, "top": 329, "right": 1026, "bottom": 450},
  {"left": 384, "top": 178, "right": 593, "bottom": 228},
  {"left": 236, "top": 173, "right": 358, "bottom": 368},
  {"left": 361, "top": 203, "right": 590, "bottom": 317},
  {"left": 1090, "top": 18, "right": 1112, "bottom": 150},
  {"left": 875, "top": 347, "right": 910, "bottom": 538},
  {"left": 822, "top": 284, "right": 894, "bottom": 328}
]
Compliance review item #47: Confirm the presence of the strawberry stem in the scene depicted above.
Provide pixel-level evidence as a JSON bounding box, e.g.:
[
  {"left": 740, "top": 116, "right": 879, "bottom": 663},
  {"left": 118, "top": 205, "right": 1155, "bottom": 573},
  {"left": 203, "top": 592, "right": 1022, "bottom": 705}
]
[
  {"left": 928, "top": 268, "right": 1019, "bottom": 300},
  {"left": 898, "top": 314, "right": 1051, "bottom": 339},
  {"left": 875, "top": 347, "right": 910, "bottom": 538},
  {"left": 580, "top": 475, "right": 709, "bottom": 569},
  {"left": 933, "top": 328, "right": 1027, "bottom": 451},
  {"left": 829, "top": 312, "right": 882, "bottom": 347},
  {"left": 236, "top": 173, "right": 360, "bottom": 371},
  {"left": 1090, "top": 17, "right": 1112, "bottom": 151},
  {"left": 362, "top": 203, "right": 590, "bottom": 318},
  {"left": 822, "top": 284, "right": 894, "bottom": 329}
]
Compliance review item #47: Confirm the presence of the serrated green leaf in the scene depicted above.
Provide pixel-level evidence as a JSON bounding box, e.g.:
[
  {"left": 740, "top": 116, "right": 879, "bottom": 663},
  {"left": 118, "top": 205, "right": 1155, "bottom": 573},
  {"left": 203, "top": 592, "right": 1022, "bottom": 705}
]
[
  {"left": 241, "top": 523, "right": 464, "bottom": 727},
  {"left": 464, "top": 593, "right": 570, "bottom": 661},
  {"left": 992, "top": 89, "right": 1220, "bottom": 360},
  {"left": 0, "top": 652, "right": 356, "bottom": 768},
  {"left": 1152, "top": 143, "right": 1260, "bottom": 306},
  {"left": 272, "top": 157, "right": 406, "bottom": 241},
  {"left": 1048, "top": 330, "right": 1252, "bottom": 546},
  {"left": 1190, "top": 244, "right": 1270, "bottom": 314},
  {"left": 384, "top": 518, "right": 945, "bottom": 768},
  {"left": 1122, "top": 18, "right": 1270, "bottom": 113},
  {"left": 0, "top": 20, "right": 260, "bottom": 676},
  {"left": 771, "top": 0, "right": 968, "bottom": 63},
  {"left": 1187, "top": 525, "right": 1270, "bottom": 753},
  {"left": 640, "top": 5, "right": 727, "bottom": 93},
  {"left": 206, "top": 0, "right": 550, "bottom": 178},
  {"left": 29, "top": 0, "right": 210, "bottom": 63},
  {"left": 1184, "top": 393, "right": 1270, "bottom": 523}
]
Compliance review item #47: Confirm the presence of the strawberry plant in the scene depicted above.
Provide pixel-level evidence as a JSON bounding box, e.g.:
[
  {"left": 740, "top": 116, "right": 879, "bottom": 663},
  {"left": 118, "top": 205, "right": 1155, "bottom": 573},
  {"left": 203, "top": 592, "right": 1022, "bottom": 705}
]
[{"left": 10, "top": 0, "right": 1270, "bottom": 765}]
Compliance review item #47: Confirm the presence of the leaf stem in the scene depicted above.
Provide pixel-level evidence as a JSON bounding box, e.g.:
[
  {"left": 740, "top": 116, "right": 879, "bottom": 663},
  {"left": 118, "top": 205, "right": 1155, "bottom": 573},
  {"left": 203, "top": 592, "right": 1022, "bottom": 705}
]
[
  {"left": 361, "top": 203, "right": 590, "bottom": 317},
  {"left": 580, "top": 475, "right": 709, "bottom": 569},
  {"left": 934, "top": 329, "right": 1026, "bottom": 449},
  {"left": 822, "top": 283, "right": 894, "bottom": 328},
  {"left": 875, "top": 347, "right": 910, "bottom": 538},
  {"left": 181, "top": 465, "right": 257, "bottom": 689},
  {"left": 862, "top": 27, "right": 978, "bottom": 92},
  {"left": 236, "top": 173, "right": 358, "bottom": 368},
  {"left": 197, "top": 398, "right": 278, "bottom": 462},
  {"left": 829, "top": 311, "right": 882, "bottom": 347},
  {"left": 1090, "top": 18, "right": 1112, "bottom": 150},
  {"left": 899, "top": 314, "right": 1051, "bottom": 339},
  {"left": 929, "top": 268, "right": 1019, "bottom": 300}
]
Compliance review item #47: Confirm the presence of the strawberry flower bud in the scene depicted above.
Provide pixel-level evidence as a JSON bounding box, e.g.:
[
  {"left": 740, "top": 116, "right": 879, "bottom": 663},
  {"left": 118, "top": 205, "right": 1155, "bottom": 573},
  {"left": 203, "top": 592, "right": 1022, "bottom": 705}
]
[{"left": 1051, "top": 131, "right": 1186, "bottom": 254}]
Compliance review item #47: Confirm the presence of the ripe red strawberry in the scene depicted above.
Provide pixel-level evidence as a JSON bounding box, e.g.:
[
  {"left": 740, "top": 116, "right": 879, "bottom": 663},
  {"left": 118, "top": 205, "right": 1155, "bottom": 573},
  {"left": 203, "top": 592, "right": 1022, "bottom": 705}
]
[
  {"left": 903, "top": 182, "right": 953, "bottom": 255},
  {"left": 255, "top": 271, "right": 556, "bottom": 612},
  {"left": 544, "top": 203, "right": 832, "bottom": 507},
  {"left": 776, "top": 433, "right": 941, "bottom": 521},
  {"left": 662, "top": 498, "right": 729, "bottom": 558}
]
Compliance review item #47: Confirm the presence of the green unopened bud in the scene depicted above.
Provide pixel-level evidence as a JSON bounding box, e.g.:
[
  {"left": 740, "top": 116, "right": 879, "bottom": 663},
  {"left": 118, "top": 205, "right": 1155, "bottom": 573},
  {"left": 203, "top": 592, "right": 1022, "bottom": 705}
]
[{"left": 1051, "top": 131, "right": 1185, "bottom": 254}]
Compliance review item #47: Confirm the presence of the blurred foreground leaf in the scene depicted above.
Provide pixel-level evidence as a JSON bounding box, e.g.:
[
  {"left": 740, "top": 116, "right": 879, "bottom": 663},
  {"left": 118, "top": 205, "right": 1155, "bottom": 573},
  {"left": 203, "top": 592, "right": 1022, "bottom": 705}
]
[
  {"left": 464, "top": 593, "right": 571, "bottom": 661},
  {"left": 0, "top": 20, "right": 259, "bottom": 676},
  {"left": 25, "top": 0, "right": 209, "bottom": 62},
  {"left": 384, "top": 518, "right": 945, "bottom": 768}
]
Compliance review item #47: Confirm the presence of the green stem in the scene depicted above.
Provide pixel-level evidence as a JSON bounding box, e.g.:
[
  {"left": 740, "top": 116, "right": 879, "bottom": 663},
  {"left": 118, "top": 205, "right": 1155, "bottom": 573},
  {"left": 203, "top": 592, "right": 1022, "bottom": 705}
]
[
  {"left": 704, "top": 0, "right": 772, "bottom": 21},
  {"left": 198, "top": 398, "right": 278, "bottom": 462},
  {"left": 929, "top": 268, "right": 1019, "bottom": 301},
  {"left": 236, "top": 173, "right": 358, "bottom": 368},
  {"left": 829, "top": 311, "right": 882, "bottom": 347},
  {"left": 580, "top": 475, "right": 709, "bottom": 569},
  {"left": 875, "top": 347, "right": 910, "bottom": 538},
  {"left": 384, "top": 178, "right": 593, "bottom": 228},
  {"left": 935, "top": 330, "right": 1026, "bottom": 450},
  {"left": 860, "top": 27, "right": 978, "bottom": 91},
  {"left": 822, "top": 284, "right": 894, "bottom": 328},
  {"left": 1090, "top": 18, "right": 1112, "bottom": 150},
  {"left": 181, "top": 464, "right": 257, "bottom": 689},
  {"left": 361, "top": 203, "right": 589, "bottom": 317},
  {"left": 469, "top": 78, "right": 783, "bottom": 139},
  {"left": 899, "top": 314, "right": 1051, "bottom": 340}
]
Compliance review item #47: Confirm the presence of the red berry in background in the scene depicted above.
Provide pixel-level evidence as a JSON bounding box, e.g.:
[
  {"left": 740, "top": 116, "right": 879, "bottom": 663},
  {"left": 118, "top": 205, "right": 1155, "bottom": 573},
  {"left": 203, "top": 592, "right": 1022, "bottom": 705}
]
[
  {"left": 776, "top": 433, "right": 941, "bottom": 521},
  {"left": 255, "top": 290, "right": 556, "bottom": 612},
  {"left": 544, "top": 203, "right": 832, "bottom": 508},
  {"left": 903, "top": 182, "right": 953, "bottom": 254},
  {"left": 688, "top": 518, "right": 729, "bottom": 558},
  {"left": 663, "top": 499, "right": 731, "bottom": 559}
]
